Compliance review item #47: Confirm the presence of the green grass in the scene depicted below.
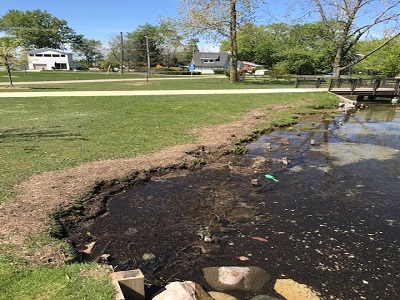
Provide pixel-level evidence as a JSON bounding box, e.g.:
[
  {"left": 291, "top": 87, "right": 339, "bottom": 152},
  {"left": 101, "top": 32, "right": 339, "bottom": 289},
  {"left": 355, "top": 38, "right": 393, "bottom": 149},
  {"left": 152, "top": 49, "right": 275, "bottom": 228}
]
[
  {"left": 1, "top": 77, "right": 301, "bottom": 91},
  {"left": 0, "top": 92, "right": 338, "bottom": 203},
  {"left": 1, "top": 232, "right": 115, "bottom": 299},
  {"left": 0, "top": 84, "right": 339, "bottom": 299},
  {"left": 1, "top": 70, "right": 157, "bottom": 82},
  {"left": 0, "top": 251, "right": 114, "bottom": 300},
  {"left": 0, "top": 70, "right": 322, "bottom": 91}
]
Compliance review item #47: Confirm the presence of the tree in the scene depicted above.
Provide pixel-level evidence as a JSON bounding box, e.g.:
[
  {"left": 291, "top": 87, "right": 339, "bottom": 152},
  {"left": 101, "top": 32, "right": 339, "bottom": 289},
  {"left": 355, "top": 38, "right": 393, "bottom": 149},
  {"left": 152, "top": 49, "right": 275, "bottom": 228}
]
[
  {"left": 158, "top": 20, "right": 184, "bottom": 68},
  {"left": 0, "top": 37, "right": 20, "bottom": 86},
  {"left": 307, "top": 0, "right": 400, "bottom": 78},
  {"left": 0, "top": 9, "right": 80, "bottom": 49},
  {"left": 354, "top": 37, "right": 400, "bottom": 76},
  {"left": 181, "top": 38, "right": 200, "bottom": 65},
  {"left": 220, "top": 21, "right": 335, "bottom": 74},
  {"left": 71, "top": 38, "right": 104, "bottom": 67},
  {"left": 176, "top": 0, "right": 261, "bottom": 83},
  {"left": 126, "top": 24, "right": 164, "bottom": 69},
  {"left": 103, "top": 34, "right": 124, "bottom": 71}
]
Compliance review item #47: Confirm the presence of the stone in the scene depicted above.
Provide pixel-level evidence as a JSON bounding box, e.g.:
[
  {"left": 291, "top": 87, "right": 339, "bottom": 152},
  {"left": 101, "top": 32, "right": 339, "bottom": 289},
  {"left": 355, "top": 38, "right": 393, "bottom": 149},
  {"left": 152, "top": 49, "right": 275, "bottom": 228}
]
[
  {"left": 274, "top": 279, "right": 320, "bottom": 300},
  {"left": 250, "top": 295, "right": 280, "bottom": 300},
  {"left": 203, "top": 266, "right": 271, "bottom": 292},
  {"left": 153, "top": 281, "right": 213, "bottom": 300},
  {"left": 209, "top": 291, "right": 238, "bottom": 300},
  {"left": 142, "top": 252, "right": 156, "bottom": 261}
]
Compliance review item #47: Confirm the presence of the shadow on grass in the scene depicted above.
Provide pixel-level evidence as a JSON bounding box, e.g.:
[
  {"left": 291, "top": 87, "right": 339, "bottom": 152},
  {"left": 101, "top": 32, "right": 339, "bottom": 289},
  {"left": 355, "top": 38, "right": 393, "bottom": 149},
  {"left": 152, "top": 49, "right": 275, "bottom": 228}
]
[{"left": 0, "top": 128, "right": 88, "bottom": 142}]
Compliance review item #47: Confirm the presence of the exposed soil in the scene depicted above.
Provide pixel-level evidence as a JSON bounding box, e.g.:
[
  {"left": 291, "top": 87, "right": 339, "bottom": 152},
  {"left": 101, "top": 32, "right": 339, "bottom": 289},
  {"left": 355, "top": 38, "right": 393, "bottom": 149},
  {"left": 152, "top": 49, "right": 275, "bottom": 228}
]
[{"left": 0, "top": 106, "right": 276, "bottom": 264}]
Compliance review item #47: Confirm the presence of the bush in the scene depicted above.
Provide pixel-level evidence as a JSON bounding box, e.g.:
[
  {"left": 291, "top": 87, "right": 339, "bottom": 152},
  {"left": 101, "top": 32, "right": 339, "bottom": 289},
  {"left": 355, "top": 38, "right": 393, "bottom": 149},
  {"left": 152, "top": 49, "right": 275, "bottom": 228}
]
[
  {"left": 158, "top": 70, "right": 202, "bottom": 75},
  {"left": 213, "top": 69, "right": 226, "bottom": 74}
]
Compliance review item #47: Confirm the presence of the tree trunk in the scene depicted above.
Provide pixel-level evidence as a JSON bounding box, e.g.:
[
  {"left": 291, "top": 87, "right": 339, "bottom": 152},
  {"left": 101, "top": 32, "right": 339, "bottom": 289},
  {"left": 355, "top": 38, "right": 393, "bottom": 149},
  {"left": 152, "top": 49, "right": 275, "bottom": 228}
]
[
  {"left": 229, "top": 0, "right": 238, "bottom": 83},
  {"left": 332, "top": 46, "right": 344, "bottom": 79},
  {"left": 6, "top": 58, "right": 13, "bottom": 87}
]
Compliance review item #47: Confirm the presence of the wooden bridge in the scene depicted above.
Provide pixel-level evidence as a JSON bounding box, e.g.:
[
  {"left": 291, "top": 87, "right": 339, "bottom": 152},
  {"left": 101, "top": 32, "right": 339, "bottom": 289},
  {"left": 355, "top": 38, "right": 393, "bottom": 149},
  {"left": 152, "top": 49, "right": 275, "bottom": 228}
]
[{"left": 328, "top": 77, "right": 400, "bottom": 100}]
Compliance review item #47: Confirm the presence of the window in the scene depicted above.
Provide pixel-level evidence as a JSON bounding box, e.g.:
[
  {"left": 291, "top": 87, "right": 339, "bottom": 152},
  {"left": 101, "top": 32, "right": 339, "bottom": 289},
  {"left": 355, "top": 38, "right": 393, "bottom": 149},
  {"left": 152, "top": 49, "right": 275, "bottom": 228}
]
[
  {"left": 61, "top": 55, "right": 65, "bottom": 57},
  {"left": 54, "top": 63, "right": 67, "bottom": 70},
  {"left": 203, "top": 59, "right": 215, "bottom": 63},
  {"left": 36, "top": 54, "right": 43, "bottom": 57},
  {"left": 52, "top": 54, "right": 60, "bottom": 57},
  {"left": 44, "top": 54, "right": 51, "bottom": 57},
  {"left": 29, "top": 54, "right": 34, "bottom": 56}
]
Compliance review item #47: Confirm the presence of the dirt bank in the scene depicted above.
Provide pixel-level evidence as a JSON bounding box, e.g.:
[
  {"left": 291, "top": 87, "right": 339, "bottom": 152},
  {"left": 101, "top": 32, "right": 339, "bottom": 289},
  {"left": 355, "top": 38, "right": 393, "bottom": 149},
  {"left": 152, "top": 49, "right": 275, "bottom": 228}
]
[{"left": 0, "top": 107, "right": 279, "bottom": 264}]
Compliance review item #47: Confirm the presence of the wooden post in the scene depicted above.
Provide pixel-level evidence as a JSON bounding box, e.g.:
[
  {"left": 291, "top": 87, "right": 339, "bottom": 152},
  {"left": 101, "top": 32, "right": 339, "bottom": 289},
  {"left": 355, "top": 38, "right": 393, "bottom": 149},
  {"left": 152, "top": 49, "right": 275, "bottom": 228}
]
[
  {"left": 350, "top": 79, "right": 357, "bottom": 95},
  {"left": 372, "top": 79, "right": 380, "bottom": 95},
  {"left": 394, "top": 79, "right": 400, "bottom": 96}
]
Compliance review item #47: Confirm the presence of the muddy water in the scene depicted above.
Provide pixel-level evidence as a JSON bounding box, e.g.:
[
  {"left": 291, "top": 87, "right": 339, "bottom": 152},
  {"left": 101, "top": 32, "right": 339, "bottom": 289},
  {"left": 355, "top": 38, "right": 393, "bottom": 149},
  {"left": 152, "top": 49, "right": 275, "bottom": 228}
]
[{"left": 67, "top": 103, "right": 399, "bottom": 300}]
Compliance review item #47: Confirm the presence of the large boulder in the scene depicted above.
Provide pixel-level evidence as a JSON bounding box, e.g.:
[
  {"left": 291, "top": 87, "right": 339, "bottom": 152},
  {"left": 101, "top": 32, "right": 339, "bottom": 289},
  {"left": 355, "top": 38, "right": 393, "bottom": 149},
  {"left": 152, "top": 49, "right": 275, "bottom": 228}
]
[
  {"left": 203, "top": 266, "right": 271, "bottom": 292},
  {"left": 152, "top": 281, "right": 213, "bottom": 300}
]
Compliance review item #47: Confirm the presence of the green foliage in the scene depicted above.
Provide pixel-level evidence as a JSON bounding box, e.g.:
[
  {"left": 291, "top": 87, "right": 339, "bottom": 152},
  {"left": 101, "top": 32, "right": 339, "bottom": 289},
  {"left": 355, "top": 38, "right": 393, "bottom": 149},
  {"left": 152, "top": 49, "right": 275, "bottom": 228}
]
[
  {"left": 230, "top": 145, "right": 247, "bottom": 155},
  {"left": 126, "top": 23, "right": 165, "bottom": 68},
  {"left": 0, "top": 36, "right": 21, "bottom": 86},
  {"left": 0, "top": 9, "right": 80, "bottom": 49},
  {"left": 221, "top": 21, "right": 336, "bottom": 75},
  {"left": 353, "top": 38, "right": 400, "bottom": 77},
  {"left": 213, "top": 69, "right": 226, "bottom": 74},
  {"left": 71, "top": 38, "right": 103, "bottom": 67},
  {"left": 157, "top": 70, "right": 202, "bottom": 75}
]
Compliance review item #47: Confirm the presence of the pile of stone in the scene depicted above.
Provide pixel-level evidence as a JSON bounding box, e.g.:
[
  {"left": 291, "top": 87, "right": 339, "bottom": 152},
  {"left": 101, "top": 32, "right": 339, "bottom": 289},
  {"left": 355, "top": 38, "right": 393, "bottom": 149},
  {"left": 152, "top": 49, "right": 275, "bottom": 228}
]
[{"left": 151, "top": 266, "right": 320, "bottom": 300}]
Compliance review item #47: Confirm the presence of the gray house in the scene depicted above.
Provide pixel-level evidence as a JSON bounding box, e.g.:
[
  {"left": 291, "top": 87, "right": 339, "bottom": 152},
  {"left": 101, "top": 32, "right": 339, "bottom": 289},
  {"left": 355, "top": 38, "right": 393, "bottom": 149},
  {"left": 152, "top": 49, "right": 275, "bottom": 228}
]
[{"left": 191, "top": 52, "right": 230, "bottom": 74}]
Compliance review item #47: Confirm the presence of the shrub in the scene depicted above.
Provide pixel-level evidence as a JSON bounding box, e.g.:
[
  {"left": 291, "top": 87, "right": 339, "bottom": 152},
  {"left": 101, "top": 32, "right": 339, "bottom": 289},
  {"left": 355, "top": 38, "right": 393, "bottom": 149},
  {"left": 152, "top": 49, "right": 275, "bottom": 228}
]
[
  {"left": 157, "top": 70, "right": 202, "bottom": 75},
  {"left": 213, "top": 69, "right": 226, "bottom": 74}
]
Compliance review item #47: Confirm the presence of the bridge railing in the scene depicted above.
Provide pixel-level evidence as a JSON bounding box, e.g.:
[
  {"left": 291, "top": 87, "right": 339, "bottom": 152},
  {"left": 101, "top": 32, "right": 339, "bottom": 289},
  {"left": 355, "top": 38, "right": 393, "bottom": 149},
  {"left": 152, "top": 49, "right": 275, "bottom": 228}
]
[{"left": 329, "top": 77, "right": 400, "bottom": 95}]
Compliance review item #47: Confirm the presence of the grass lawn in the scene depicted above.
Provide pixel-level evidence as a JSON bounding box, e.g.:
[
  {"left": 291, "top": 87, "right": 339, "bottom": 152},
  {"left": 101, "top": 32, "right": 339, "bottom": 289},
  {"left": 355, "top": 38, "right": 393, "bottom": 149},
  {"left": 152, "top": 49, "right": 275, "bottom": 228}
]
[
  {"left": 1, "top": 70, "right": 151, "bottom": 81},
  {"left": 0, "top": 85, "right": 339, "bottom": 299},
  {"left": 0, "top": 70, "right": 327, "bottom": 91}
]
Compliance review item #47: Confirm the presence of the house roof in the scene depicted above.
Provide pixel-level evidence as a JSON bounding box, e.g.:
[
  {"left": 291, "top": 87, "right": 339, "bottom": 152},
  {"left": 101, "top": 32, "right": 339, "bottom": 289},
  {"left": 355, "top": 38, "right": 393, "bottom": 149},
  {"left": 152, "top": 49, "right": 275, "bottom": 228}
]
[
  {"left": 241, "top": 61, "right": 261, "bottom": 67},
  {"left": 192, "top": 52, "right": 229, "bottom": 68},
  {"left": 27, "top": 48, "right": 70, "bottom": 55}
]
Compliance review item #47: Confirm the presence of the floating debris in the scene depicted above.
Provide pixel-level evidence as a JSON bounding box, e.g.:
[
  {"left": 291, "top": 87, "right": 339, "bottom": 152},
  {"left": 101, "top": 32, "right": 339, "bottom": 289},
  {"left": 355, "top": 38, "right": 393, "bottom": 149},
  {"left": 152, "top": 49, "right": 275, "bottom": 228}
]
[{"left": 265, "top": 174, "right": 279, "bottom": 182}]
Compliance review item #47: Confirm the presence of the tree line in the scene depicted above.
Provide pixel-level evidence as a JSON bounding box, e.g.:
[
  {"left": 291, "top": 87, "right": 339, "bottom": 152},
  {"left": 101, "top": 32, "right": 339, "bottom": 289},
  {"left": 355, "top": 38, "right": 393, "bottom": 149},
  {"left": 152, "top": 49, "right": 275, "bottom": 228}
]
[{"left": 1, "top": 0, "right": 400, "bottom": 85}]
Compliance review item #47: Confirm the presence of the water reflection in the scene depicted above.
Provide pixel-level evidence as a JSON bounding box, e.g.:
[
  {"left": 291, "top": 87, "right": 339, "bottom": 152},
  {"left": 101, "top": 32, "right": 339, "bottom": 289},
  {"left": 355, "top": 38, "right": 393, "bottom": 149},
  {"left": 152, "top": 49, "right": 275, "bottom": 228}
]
[{"left": 246, "top": 103, "right": 400, "bottom": 299}]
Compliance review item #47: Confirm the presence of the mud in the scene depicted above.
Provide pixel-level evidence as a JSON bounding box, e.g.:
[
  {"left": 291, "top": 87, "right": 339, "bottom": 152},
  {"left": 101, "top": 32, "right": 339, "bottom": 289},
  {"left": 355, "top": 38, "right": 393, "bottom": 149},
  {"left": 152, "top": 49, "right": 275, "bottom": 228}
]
[{"left": 59, "top": 103, "right": 400, "bottom": 300}]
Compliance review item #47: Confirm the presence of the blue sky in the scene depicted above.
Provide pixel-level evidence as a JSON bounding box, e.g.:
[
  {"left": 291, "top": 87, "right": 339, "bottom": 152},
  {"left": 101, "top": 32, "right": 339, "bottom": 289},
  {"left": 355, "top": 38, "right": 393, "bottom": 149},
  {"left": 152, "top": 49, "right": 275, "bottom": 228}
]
[
  {"left": 0, "top": 0, "right": 294, "bottom": 50},
  {"left": 0, "top": 0, "right": 180, "bottom": 42},
  {"left": 2, "top": 0, "right": 393, "bottom": 47}
]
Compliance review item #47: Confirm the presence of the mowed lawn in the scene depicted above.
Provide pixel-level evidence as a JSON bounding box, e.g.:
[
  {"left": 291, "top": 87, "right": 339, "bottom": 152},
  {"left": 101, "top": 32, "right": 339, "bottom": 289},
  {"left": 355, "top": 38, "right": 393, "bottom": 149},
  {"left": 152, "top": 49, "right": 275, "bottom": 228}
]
[
  {"left": 0, "top": 76, "right": 339, "bottom": 299},
  {"left": 0, "top": 70, "right": 325, "bottom": 91}
]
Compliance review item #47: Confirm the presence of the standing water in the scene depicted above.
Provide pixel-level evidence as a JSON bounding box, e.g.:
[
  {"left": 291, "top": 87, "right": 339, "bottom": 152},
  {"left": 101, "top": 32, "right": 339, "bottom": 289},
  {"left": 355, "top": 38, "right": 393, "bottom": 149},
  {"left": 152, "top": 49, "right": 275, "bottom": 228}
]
[{"left": 65, "top": 103, "right": 399, "bottom": 299}]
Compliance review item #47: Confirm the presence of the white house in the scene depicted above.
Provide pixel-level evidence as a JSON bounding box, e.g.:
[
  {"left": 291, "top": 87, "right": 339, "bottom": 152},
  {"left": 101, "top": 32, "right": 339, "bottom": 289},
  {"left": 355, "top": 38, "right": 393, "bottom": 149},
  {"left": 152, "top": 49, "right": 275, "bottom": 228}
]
[{"left": 27, "top": 48, "right": 76, "bottom": 70}]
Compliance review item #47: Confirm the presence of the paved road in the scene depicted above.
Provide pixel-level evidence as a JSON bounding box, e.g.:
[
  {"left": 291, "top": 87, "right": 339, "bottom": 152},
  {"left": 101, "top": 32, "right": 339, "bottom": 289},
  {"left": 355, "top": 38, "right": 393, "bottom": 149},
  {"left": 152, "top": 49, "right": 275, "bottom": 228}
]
[{"left": 0, "top": 88, "right": 327, "bottom": 98}]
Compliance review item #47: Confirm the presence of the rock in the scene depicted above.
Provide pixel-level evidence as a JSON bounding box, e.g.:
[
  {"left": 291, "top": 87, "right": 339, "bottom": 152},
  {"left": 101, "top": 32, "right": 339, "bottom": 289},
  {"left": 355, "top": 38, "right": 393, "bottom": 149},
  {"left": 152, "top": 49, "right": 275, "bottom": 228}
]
[
  {"left": 250, "top": 296, "right": 280, "bottom": 300},
  {"left": 274, "top": 279, "right": 320, "bottom": 300},
  {"left": 81, "top": 241, "right": 96, "bottom": 254},
  {"left": 153, "top": 281, "right": 213, "bottom": 300},
  {"left": 252, "top": 156, "right": 267, "bottom": 169},
  {"left": 209, "top": 291, "right": 238, "bottom": 300},
  {"left": 203, "top": 266, "right": 271, "bottom": 292},
  {"left": 142, "top": 253, "right": 156, "bottom": 261}
]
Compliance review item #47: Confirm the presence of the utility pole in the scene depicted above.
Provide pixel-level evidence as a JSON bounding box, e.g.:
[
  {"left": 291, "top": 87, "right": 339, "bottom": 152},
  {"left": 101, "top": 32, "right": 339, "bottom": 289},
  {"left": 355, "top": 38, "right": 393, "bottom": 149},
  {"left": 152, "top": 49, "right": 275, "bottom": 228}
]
[
  {"left": 120, "top": 32, "right": 124, "bottom": 74},
  {"left": 145, "top": 35, "right": 150, "bottom": 83}
]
